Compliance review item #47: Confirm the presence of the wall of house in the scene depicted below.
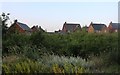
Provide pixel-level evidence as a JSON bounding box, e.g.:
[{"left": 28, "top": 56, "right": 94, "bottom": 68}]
[
  {"left": 88, "top": 25, "right": 94, "bottom": 33},
  {"left": 108, "top": 25, "right": 117, "bottom": 33},
  {"left": 31, "top": 28, "right": 37, "bottom": 32},
  {"left": 16, "top": 24, "right": 25, "bottom": 33},
  {"left": 8, "top": 23, "right": 25, "bottom": 33},
  {"left": 108, "top": 25, "right": 112, "bottom": 32},
  {"left": 74, "top": 26, "right": 81, "bottom": 32},
  {"left": 101, "top": 27, "right": 109, "bottom": 33},
  {"left": 8, "top": 24, "right": 17, "bottom": 33},
  {"left": 62, "top": 25, "right": 67, "bottom": 32}
]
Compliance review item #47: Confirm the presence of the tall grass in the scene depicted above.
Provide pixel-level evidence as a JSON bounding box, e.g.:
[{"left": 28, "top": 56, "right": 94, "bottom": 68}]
[
  {"left": 2, "top": 52, "right": 120, "bottom": 74},
  {"left": 2, "top": 54, "right": 92, "bottom": 73}
]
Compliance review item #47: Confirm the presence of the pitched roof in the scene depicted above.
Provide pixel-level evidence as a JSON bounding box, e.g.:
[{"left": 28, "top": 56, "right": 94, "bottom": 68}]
[
  {"left": 17, "top": 22, "right": 31, "bottom": 31},
  {"left": 31, "top": 26, "right": 39, "bottom": 30},
  {"left": 110, "top": 23, "right": 120, "bottom": 29},
  {"left": 91, "top": 23, "right": 106, "bottom": 31},
  {"left": 64, "top": 22, "right": 81, "bottom": 32},
  {"left": 31, "top": 26, "right": 45, "bottom": 32}
]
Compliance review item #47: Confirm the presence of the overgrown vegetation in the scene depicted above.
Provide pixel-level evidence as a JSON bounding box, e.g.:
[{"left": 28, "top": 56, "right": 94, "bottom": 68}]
[{"left": 2, "top": 30, "right": 120, "bottom": 73}]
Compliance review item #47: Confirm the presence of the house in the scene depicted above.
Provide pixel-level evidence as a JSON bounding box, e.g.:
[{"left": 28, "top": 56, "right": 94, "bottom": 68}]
[
  {"left": 31, "top": 25, "right": 39, "bottom": 32},
  {"left": 62, "top": 22, "right": 81, "bottom": 33},
  {"left": 8, "top": 20, "right": 32, "bottom": 34},
  {"left": 108, "top": 22, "right": 120, "bottom": 32},
  {"left": 88, "top": 22, "right": 108, "bottom": 33},
  {"left": 31, "top": 25, "right": 45, "bottom": 32}
]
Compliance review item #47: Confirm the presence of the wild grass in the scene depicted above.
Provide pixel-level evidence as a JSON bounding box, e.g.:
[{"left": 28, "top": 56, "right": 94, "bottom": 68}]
[
  {"left": 3, "top": 52, "right": 120, "bottom": 74},
  {"left": 2, "top": 54, "right": 92, "bottom": 73}
]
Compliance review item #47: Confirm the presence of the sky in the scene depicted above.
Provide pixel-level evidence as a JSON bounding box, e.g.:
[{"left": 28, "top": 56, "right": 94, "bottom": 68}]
[{"left": 1, "top": 1, "right": 119, "bottom": 32}]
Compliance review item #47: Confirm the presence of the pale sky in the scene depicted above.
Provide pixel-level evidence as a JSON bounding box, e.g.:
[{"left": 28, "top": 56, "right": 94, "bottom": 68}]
[{"left": 1, "top": 1, "right": 119, "bottom": 32}]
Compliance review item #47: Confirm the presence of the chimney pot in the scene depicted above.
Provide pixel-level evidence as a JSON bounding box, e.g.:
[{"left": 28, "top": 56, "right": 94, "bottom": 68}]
[{"left": 14, "top": 19, "right": 17, "bottom": 23}]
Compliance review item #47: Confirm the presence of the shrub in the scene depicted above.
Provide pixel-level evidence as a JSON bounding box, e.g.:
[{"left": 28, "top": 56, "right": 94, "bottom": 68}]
[
  {"left": 88, "top": 51, "right": 120, "bottom": 73},
  {"left": 2, "top": 54, "right": 91, "bottom": 73}
]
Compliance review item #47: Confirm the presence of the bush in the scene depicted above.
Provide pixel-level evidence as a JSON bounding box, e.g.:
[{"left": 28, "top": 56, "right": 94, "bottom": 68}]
[
  {"left": 2, "top": 58, "right": 51, "bottom": 73},
  {"left": 2, "top": 31, "right": 119, "bottom": 73},
  {"left": 30, "top": 32, "right": 44, "bottom": 48},
  {"left": 88, "top": 51, "right": 120, "bottom": 73},
  {"left": 3, "top": 30, "right": 118, "bottom": 59},
  {"left": 2, "top": 33, "right": 30, "bottom": 55}
]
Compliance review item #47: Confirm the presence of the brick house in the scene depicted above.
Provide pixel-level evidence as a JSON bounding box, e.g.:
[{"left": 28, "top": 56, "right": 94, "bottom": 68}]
[
  {"left": 31, "top": 25, "right": 45, "bottom": 33},
  {"left": 108, "top": 22, "right": 120, "bottom": 32},
  {"left": 88, "top": 22, "right": 108, "bottom": 33},
  {"left": 62, "top": 22, "right": 81, "bottom": 33},
  {"left": 8, "top": 20, "right": 32, "bottom": 34}
]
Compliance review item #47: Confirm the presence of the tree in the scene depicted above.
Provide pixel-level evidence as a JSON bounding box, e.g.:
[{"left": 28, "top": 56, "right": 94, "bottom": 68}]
[
  {"left": 1, "top": 12, "right": 10, "bottom": 35},
  {"left": 0, "top": 17, "right": 2, "bottom": 35}
]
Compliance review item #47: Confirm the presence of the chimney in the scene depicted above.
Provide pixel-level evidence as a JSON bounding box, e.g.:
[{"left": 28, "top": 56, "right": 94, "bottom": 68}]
[
  {"left": 14, "top": 19, "right": 17, "bottom": 23},
  {"left": 110, "top": 21, "right": 112, "bottom": 24},
  {"left": 64, "top": 22, "right": 67, "bottom": 25},
  {"left": 65, "top": 22, "right": 67, "bottom": 24},
  {"left": 91, "top": 22, "right": 93, "bottom": 24},
  {"left": 36, "top": 25, "right": 38, "bottom": 28}
]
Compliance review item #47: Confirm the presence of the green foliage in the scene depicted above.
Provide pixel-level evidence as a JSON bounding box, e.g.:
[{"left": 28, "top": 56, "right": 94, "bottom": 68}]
[
  {"left": 30, "top": 32, "right": 44, "bottom": 48},
  {"left": 2, "top": 51, "right": 120, "bottom": 74},
  {"left": 2, "top": 54, "right": 89, "bottom": 73},
  {"left": 2, "top": 57, "right": 51, "bottom": 73},
  {"left": 2, "top": 30, "right": 119, "bottom": 73},
  {"left": 2, "top": 33, "right": 30, "bottom": 55},
  {"left": 3, "top": 31, "right": 119, "bottom": 61},
  {"left": 88, "top": 51, "right": 120, "bottom": 73},
  {"left": 3, "top": 30, "right": 118, "bottom": 58}
]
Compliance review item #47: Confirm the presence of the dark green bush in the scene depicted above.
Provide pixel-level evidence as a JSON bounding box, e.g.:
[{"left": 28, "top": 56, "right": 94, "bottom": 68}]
[
  {"left": 2, "top": 31, "right": 119, "bottom": 73},
  {"left": 2, "top": 31, "right": 118, "bottom": 59}
]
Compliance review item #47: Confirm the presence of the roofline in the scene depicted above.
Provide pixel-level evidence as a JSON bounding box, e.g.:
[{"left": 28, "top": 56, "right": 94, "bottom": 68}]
[
  {"left": 64, "top": 22, "right": 80, "bottom": 25},
  {"left": 91, "top": 23, "right": 105, "bottom": 25},
  {"left": 16, "top": 22, "right": 31, "bottom": 31},
  {"left": 110, "top": 23, "right": 120, "bottom": 24},
  {"left": 63, "top": 22, "right": 81, "bottom": 27}
]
